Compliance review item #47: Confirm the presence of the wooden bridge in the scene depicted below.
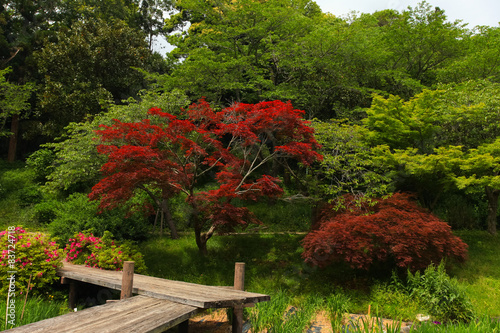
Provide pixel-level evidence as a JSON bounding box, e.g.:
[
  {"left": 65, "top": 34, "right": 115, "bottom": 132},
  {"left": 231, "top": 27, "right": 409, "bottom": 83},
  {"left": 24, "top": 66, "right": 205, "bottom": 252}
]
[{"left": 6, "top": 261, "right": 269, "bottom": 333}]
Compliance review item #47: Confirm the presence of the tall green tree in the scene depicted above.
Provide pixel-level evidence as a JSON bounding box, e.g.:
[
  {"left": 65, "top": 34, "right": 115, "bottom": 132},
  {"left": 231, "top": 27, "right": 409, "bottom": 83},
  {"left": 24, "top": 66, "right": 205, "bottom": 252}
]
[
  {"left": 163, "top": 0, "right": 321, "bottom": 106},
  {"left": 309, "top": 119, "right": 391, "bottom": 202},
  {"left": 34, "top": 18, "right": 152, "bottom": 136},
  {"left": 438, "top": 26, "right": 500, "bottom": 83},
  {"left": 381, "top": 1, "right": 467, "bottom": 86},
  {"left": 364, "top": 80, "right": 500, "bottom": 234},
  {"left": 0, "top": 67, "right": 34, "bottom": 161}
]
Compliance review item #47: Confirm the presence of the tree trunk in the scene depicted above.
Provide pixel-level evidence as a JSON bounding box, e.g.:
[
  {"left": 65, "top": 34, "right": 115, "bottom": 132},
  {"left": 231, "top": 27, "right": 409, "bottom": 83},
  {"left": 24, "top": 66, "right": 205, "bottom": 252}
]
[
  {"left": 160, "top": 198, "right": 179, "bottom": 239},
  {"left": 194, "top": 224, "right": 208, "bottom": 256},
  {"left": 7, "top": 114, "right": 19, "bottom": 162},
  {"left": 191, "top": 204, "right": 217, "bottom": 256},
  {"left": 485, "top": 186, "right": 499, "bottom": 236}
]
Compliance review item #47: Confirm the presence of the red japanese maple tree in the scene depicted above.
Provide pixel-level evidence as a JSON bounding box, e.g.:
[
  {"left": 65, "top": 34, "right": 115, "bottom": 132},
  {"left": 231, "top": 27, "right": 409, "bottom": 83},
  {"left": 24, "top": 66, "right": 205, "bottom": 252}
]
[
  {"left": 89, "top": 99, "right": 322, "bottom": 254},
  {"left": 302, "top": 193, "right": 468, "bottom": 272}
]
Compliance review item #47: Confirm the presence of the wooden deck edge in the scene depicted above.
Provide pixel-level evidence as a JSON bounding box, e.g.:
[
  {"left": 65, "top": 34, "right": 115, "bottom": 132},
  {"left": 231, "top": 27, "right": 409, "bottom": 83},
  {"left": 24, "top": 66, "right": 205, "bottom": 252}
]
[{"left": 4, "top": 296, "right": 199, "bottom": 333}]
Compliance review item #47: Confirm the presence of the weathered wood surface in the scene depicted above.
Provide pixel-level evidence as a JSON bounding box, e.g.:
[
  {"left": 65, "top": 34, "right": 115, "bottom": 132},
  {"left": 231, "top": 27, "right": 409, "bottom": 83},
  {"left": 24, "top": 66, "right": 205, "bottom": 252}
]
[
  {"left": 5, "top": 295, "right": 198, "bottom": 333},
  {"left": 57, "top": 262, "right": 270, "bottom": 308}
]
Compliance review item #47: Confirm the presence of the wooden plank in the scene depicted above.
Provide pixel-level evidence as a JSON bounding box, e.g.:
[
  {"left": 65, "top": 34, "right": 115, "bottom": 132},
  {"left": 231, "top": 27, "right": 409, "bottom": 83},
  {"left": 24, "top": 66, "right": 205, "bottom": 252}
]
[
  {"left": 57, "top": 262, "right": 270, "bottom": 308},
  {"left": 5, "top": 295, "right": 198, "bottom": 333}
]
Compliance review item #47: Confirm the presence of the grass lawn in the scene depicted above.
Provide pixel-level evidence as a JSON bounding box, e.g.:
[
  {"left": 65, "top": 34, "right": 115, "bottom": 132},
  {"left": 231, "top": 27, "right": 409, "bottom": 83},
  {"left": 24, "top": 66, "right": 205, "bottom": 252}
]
[{"left": 140, "top": 230, "right": 500, "bottom": 329}]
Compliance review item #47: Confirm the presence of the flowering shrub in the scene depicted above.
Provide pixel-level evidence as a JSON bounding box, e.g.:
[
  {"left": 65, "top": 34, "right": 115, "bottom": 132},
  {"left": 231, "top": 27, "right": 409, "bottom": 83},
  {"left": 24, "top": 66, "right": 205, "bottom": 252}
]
[
  {"left": 302, "top": 193, "right": 468, "bottom": 272},
  {"left": 0, "top": 227, "right": 62, "bottom": 296},
  {"left": 64, "top": 231, "right": 146, "bottom": 273}
]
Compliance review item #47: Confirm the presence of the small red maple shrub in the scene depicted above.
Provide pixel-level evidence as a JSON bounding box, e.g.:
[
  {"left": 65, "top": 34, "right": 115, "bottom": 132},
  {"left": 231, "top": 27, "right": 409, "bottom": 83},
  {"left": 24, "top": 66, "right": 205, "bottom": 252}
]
[{"left": 302, "top": 193, "right": 468, "bottom": 272}]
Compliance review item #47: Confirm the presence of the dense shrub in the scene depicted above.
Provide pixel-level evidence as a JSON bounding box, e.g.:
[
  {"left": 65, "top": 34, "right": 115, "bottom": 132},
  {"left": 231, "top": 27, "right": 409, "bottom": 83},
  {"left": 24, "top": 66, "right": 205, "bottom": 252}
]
[
  {"left": 64, "top": 231, "right": 147, "bottom": 273},
  {"left": 26, "top": 148, "right": 56, "bottom": 184},
  {"left": 0, "top": 227, "right": 63, "bottom": 296},
  {"left": 49, "top": 193, "right": 151, "bottom": 244},
  {"left": 302, "top": 193, "right": 468, "bottom": 272}
]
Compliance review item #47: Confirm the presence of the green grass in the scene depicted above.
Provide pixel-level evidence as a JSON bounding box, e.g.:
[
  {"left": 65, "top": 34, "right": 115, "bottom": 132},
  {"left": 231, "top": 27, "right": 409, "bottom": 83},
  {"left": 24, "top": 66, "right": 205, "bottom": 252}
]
[
  {"left": 0, "top": 296, "right": 70, "bottom": 331},
  {"left": 450, "top": 230, "right": 500, "bottom": 317},
  {"left": 0, "top": 161, "right": 39, "bottom": 230},
  {"left": 140, "top": 229, "right": 500, "bottom": 331}
]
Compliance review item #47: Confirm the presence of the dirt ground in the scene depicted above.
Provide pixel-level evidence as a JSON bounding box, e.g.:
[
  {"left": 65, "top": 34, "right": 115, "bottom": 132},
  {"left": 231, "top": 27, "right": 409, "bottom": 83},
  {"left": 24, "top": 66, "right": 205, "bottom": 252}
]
[{"left": 187, "top": 309, "right": 412, "bottom": 333}]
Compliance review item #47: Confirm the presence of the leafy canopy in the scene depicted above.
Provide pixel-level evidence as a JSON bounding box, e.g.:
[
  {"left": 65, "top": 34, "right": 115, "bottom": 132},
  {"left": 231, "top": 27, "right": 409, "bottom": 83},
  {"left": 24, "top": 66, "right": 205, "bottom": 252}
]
[{"left": 89, "top": 98, "right": 322, "bottom": 253}]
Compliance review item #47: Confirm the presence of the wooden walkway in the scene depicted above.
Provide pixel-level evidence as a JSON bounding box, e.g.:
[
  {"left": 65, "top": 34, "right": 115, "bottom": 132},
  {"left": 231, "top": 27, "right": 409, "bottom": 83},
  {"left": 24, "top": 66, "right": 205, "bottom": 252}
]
[
  {"left": 6, "top": 295, "right": 198, "bottom": 333},
  {"left": 57, "top": 262, "right": 269, "bottom": 308},
  {"left": 5, "top": 262, "right": 269, "bottom": 333}
]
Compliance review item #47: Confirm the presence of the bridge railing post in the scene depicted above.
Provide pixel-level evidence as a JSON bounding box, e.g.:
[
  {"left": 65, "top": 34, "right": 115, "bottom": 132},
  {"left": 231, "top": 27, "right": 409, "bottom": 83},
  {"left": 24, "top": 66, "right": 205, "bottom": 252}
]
[
  {"left": 232, "top": 262, "right": 245, "bottom": 333},
  {"left": 120, "top": 261, "right": 135, "bottom": 300}
]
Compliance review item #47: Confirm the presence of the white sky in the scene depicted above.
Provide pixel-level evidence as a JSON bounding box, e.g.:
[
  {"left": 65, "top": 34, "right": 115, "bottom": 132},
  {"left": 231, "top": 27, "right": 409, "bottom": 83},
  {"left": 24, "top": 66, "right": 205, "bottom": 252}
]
[{"left": 315, "top": 0, "right": 500, "bottom": 28}]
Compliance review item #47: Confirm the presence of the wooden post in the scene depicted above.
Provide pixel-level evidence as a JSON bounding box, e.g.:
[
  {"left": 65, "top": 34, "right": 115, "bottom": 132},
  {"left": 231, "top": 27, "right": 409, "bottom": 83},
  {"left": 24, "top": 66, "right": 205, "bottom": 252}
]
[
  {"left": 61, "top": 277, "right": 78, "bottom": 309},
  {"left": 120, "top": 261, "right": 135, "bottom": 300},
  {"left": 232, "top": 262, "right": 245, "bottom": 333}
]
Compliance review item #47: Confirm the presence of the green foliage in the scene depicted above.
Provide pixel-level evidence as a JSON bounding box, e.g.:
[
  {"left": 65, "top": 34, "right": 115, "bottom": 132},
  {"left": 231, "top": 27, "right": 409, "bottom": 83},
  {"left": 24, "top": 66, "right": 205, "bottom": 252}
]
[
  {"left": 26, "top": 148, "right": 56, "bottom": 184},
  {"left": 42, "top": 89, "right": 189, "bottom": 194},
  {"left": 0, "top": 162, "right": 40, "bottom": 228},
  {"left": 0, "top": 296, "right": 70, "bottom": 331},
  {"left": 416, "top": 316, "right": 500, "bottom": 333},
  {"left": 0, "top": 67, "right": 34, "bottom": 137},
  {"left": 247, "top": 290, "right": 321, "bottom": 333},
  {"left": 34, "top": 18, "right": 151, "bottom": 137},
  {"left": 243, "top": 199, "right": 312, "bottom": 232},
  {"left": 0, "top": 227, "right": 63, "bottom": 297},
  {"left": 432, "top": 193, "right": 487, "bottom": 230},
  {"left": 310, "top": 119, "right": 392, "bottom": 201},
  {"left": 380, "top": 1, "right": 466, "bottom": 86},
  {"left": 64, "top": 231, "right": 147, "bottom": 273},
  {"left": 438, "top": 26, "right": 500, "bottom": 83},
  {"left": 404, "top": 262, "right": 475, "bottom": 323},
  {"left": 48, "top": 193, "right": 151, "bottom": 245},
  {"left": 326, "top": 292, "right": 351, "bottom": 330},
  {"left": 369, "top": 282, "right": 423, "bottom": 321}
]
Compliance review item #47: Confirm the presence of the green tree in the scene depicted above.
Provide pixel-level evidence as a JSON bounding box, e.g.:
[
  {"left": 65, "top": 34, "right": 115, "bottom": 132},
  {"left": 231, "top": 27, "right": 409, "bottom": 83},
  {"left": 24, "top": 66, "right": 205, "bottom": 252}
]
[
  {"left": 34, "top": 18, "right": 152, "bottom": 136},
  {"left": 163, "top": 0, "right": 321, "bottom": 106},
  {"left": 41, "top": 89, "right": 190, "bottom": 194},
  {"left": 309, "top": 119, "right": 391, "bottom": 202},
  {"left": 381, "top": 1, "right": 467, "bottom": 86},
  {"left": 438, "top": 26, "right": 500, "bottom": 83},
  {"left": 0, "top": 67, "right": 34, "bottom": 161},
  {"left": 364, "top": 80, "right": 500, "bottom": 234}
]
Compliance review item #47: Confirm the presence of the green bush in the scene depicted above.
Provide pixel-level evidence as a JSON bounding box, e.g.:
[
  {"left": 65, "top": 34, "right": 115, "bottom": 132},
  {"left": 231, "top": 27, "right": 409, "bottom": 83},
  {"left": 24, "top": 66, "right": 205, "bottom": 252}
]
[
  {"left": 26, "top": 148, "right": 56, "bottom": 184},
  {"left": 64, "top": 231, "right": 147, "bottom": 273},
  {"left": 32, "top": 200, "right": 59, "bottom": 225},
  {"left": 18, "top": 185, "right": 43, "bottom": 207},
  {"left": 405, "top": 262, "right": 475, "bottom": 323},
  {"left": 0, "top": 227, "right": 63, "bottom": 297},
  {"left": 48, "top": 193, "right": 151, "bottom": 244}
]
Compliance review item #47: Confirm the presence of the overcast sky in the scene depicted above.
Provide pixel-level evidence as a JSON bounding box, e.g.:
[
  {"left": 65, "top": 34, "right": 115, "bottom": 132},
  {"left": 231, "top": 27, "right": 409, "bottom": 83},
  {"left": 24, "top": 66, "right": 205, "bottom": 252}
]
[{"left": 315, "top": 0, "right": 500, "bottom": 28}]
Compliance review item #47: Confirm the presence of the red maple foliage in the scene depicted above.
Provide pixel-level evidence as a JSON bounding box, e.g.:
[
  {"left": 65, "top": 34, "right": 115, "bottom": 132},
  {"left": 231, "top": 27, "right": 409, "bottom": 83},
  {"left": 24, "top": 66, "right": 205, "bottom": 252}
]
[
  {"left": 89, "top": 99, "right": 322, "bottom": 254},
  {"left": 302, "top": 193, "right": 468, "bottom": 272}
]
